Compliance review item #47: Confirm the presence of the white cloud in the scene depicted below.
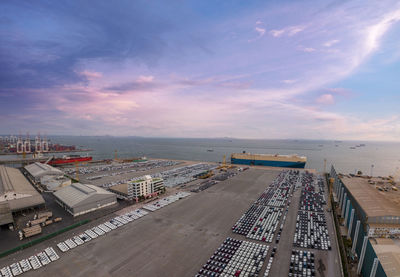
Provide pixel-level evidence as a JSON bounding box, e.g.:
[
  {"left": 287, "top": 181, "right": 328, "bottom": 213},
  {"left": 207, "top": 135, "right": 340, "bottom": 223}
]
[
  {"left": 256, "top": 20, "right": 263, "bottom": 25},
  {"left": 364, "top": 9, "right": 400, "bottom": 54},
  {"left": 270, "top": 25, "right": 305, "bottom": 37},
  {"left": 302, "top": 47, "right": 316, "bottom": 52},
  {"left": 282, "top": 79, "right": 297, "bottom": 84},
  {"left": 255, "top": 27, "right": 266, "bottom": 37},
  {"left": 287, "top": 26, "right": 305, "bottom": 36},
  {"left": 323, "top": 39, "right": 340, "bottom": 47},
  {"left": 270, "top": 29, "right": 285, "bottom": 37}
]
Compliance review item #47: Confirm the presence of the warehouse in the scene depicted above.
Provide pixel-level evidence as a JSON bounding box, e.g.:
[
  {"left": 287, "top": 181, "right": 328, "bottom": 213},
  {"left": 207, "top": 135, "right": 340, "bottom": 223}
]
[
  {"left": 24, "top": 162, "right": 64, "bottom": 184},
  {"left": 331, "top": 166, "right": 399, "bottom": 277},
  {"left": 109, "top": 175, "right": 165, "bottom": 201},
  {"left": 371, "top": 238, "right": 400, "bottom": 277},
  {"left": 40, "top": 175, "right": 71, "bottom": 191},
  {"left": 0, "top": 165, "right": 45, "bottom": 226},
  {"left": 53, "top": 183, "right": 117, "bottom": 217}
]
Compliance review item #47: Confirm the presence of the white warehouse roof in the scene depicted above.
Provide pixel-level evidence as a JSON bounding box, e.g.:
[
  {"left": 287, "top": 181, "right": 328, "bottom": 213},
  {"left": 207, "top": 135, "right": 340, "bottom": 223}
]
[
  {"left": 0, "top": 165, "right": 45, "bottom": 211},
  {"left": 53, "top": 183, "right": 115, "bottom": 208},
  {"left": 25, "top": 162, "right": 63, "bottom": 179}
]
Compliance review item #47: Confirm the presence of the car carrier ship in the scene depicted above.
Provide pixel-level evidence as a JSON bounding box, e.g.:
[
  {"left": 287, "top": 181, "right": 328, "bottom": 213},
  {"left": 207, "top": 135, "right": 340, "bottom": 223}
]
[
  {"left": 47, "top": 155, "right": 92, "bottom": 166},
  {"left": 231, "top": 152, "right": 307, "bottom": 168}
]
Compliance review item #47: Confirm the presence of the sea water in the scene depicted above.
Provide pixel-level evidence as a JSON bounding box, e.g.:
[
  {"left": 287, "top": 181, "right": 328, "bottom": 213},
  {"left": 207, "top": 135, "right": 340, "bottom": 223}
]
[{"left": 42, "top": 136, "right": 400, "bottom": 177}]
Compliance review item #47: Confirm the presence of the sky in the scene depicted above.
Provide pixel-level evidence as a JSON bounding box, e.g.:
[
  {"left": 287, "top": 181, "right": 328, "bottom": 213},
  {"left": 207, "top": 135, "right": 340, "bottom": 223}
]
[{"left": 0, "top": 0, "right": 400, "bottom": 141}]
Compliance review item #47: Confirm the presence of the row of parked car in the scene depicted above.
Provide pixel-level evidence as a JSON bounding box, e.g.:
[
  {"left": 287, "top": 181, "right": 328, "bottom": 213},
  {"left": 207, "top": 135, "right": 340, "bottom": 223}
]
[
  {"left": 263, "top": 246, "right": 277, "bottom": 277},
  {"left": 195, "top": 238, "right": 269, "bottom": 277},
  {"left": 155, "top": 163, "right": 217, "bottom": 187},
  {"left": 142, "top": 192, "right": 191, "bottom": 211},
  {"left": 255, "top": 170, "right": 299, "bottom": 207},
  {"left": 0, "top": 247, "right": 59, "bottom": 277},
  {"left": 289, "top": 250, "right": 315, "bottom": 277},
  {"left": 293, "top": 211, "right": 331, "bottom": 250},
  {"left": 293, "top": 173, "right": 331, "bottom": 251},
  {"left": 232, "top": 205, "right": 266, "bottom": 236},
  {"left": 57, "top": 209, "right": 149, "bottom": 253},
  {"left": 246, "top": 207, "right": 282, "bottom": 242},
  {"left": 275, "top": 207, "right": 289, "bottom": 244},
  {"left": 299, "top": 185, "right": 326, "bottom": 213},
  {"left": 233, "top": 170, "right": 301, "bottom": 243},
  {"left": 63, "top": 159, "right": 179, "bottom": 176}
]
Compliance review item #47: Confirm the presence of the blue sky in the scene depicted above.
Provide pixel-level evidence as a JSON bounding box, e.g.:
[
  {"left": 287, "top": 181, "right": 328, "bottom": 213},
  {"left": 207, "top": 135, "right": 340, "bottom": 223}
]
[{"left": 0, "top": 0, "right": 399, "bottom": 140}]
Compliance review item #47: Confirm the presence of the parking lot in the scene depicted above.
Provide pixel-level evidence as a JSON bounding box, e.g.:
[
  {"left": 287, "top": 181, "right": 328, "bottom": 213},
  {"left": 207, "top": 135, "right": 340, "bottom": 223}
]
[
  {"left": 68, "top": 159, "right": 198, "bottom": 187},
  {"left": 0, "top": 167, "right": 341, "bottom": 277}
]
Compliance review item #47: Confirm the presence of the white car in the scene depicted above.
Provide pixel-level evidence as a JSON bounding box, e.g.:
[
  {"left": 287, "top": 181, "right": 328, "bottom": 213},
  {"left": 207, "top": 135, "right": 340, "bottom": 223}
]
[
  {"left": 1, "top": 266, "right": 13, "bottom": 277},
  {"left": 19, "top": 259, "right": 32, "bottom": 272},
  {"left": 37, "top": 252, "right": 51, "bottom": 265},
  {"left": 104, "top": 221, "right": 117, "bottom": 230},
  {"left": 28, "top": 255, "right": 42, "bottom": 270},
  {"left": 65, "top": 239, "right": 77, "bottom": 249},
  {"left": 45, "top": 247, "right": 59, "bottom": 261},
  {"left": 79, "top": 233, "right": 91, "bottom": 242},
  {"left": 92, "top": 227, "right": 105, "bottom": 236},
  {"left": 57, "top": 242, "right": 69, "bottom": 252},
  {"left": 73, "top": 236, "right": 85, "bottom": 246},
  {"left": 98, "top": 224, "right": 111, "bottom": 233},
  {"left": 85, "top": 229, "right": 98, "bottom": 239},
  {"left": 10, "top": 262, "right": 23, "bottom": 276}
]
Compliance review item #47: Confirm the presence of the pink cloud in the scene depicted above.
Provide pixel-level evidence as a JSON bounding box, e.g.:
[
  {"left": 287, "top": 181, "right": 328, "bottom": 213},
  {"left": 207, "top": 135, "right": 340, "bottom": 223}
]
[
  {"left": 316, "top": 94, "right": 335, "bottom": 104},
  {"left": 137, "top": 75, "right": 154, "bottom": 83},
  {"left": 325, "top": 87, "right": 353, "bottom": 96},
  {"left": 80, "top": 70, "right": 103, "bottom": 80}
]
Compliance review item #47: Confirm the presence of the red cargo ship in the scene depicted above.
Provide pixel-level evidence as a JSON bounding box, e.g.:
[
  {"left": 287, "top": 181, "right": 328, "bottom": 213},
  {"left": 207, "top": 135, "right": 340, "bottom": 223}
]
[{"left": 47, "top": 155, "right": 92, "bottom": 165}]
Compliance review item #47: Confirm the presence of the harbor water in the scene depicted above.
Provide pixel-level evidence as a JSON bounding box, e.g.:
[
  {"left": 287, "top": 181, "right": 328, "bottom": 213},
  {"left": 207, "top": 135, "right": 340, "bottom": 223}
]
[{"left": 2, "top": 137, "right": 400, "bottom": 178}]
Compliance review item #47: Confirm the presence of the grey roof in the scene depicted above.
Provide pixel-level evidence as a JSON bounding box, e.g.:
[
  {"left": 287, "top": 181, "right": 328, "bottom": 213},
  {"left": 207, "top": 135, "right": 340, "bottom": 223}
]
[
  {"left": 0, "top": 166, "right": 45, "bottom": 211},
  {"left": 0, "top": 165, "right": 13, "bottom": 194},
  {"left": 25, "top": 162, "right": 63, "bottom": 178},
  {"left": 41, "top": 176, "right": 71, "bottom": 191},
  {"left": 53, "top": 183, "right": 115, "bottom": 208},
  {"left": 109, "top": 183, "right": 128, "bottom": 195}
]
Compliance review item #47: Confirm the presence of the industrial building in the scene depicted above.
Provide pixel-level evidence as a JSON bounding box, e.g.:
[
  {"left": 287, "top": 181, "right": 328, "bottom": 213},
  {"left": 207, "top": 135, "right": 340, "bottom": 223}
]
[
  {"left": 0, "top": 165, "right": 45, "bottom": 226},
  {"left": 24, "top": 162, "right": 64, "bottom": 186},
  {"left": 109, "top": 175, "right": 164, "bottom": 201},
  {"left": 40, "top": 175, "right": 71, "bottom": 191},
  {"left": 330, "top": 166, "right": 400, "bottom": 277},
  {"left": 53, "top": 183, "right": 117, "bottom": 217}
]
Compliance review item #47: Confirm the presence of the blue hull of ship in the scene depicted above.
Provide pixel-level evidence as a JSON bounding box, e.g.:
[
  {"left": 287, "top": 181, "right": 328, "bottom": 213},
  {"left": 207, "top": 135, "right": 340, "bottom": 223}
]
[{"left": 231, "top": 158, "right": 306, "bottom": 168}]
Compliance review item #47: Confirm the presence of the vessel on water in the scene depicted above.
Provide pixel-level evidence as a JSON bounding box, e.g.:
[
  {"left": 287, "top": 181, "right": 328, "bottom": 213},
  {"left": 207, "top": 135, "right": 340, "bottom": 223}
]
[
  {"left": 47, "top": 155, "right": 92, "bottom": 165},
  {"left": 231, "top": 152, "right": 307, "bottom": 168}
]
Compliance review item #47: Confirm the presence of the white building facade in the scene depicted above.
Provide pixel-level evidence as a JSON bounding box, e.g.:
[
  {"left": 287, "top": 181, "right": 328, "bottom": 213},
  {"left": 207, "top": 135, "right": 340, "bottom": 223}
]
[{"left": 110, "top": 175, "right": 165, "bottom": 201}]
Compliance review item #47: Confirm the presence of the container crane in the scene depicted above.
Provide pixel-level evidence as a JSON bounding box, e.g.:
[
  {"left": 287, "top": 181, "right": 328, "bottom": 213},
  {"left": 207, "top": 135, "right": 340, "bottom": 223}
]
[{"left": 217, "top": 155, "right": 234, "bottom": 170}]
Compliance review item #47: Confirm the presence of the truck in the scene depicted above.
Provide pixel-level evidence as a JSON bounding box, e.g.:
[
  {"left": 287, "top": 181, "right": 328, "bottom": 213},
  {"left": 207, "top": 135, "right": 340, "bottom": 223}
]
[{"left": 22, "top": 225, "right": 42, "bottom": 238}]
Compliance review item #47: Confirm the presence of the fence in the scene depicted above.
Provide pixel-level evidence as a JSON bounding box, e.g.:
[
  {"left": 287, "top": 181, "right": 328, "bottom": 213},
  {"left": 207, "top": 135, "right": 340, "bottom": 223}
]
[{"left": 0, "top": 219, "right": 90, "bottom": 258}]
